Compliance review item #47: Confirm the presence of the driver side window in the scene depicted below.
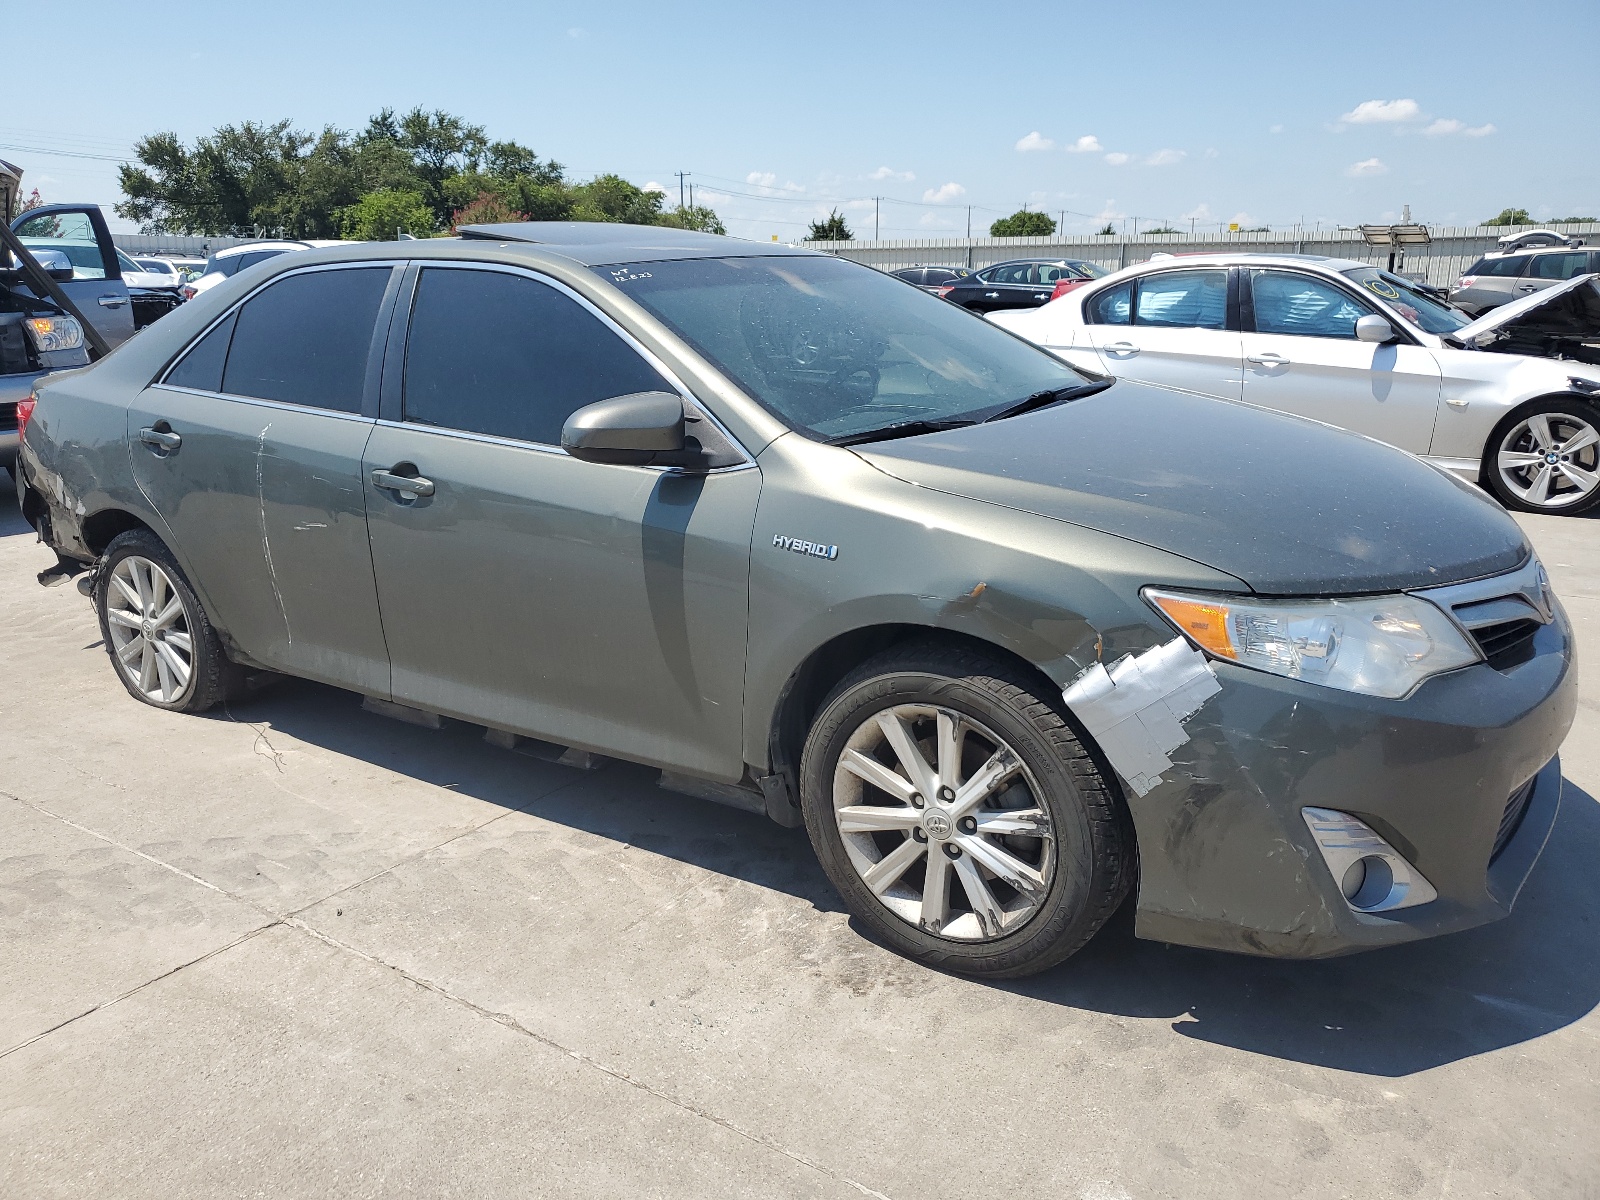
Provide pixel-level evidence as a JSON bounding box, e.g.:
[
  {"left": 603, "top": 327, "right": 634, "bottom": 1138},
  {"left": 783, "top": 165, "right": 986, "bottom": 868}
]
[
  {"left": 13, "top": 210, "right": 108, "bottom": 280},
  {"left": 1250, "top": 271, "right": 1372, "bottom": 339}
]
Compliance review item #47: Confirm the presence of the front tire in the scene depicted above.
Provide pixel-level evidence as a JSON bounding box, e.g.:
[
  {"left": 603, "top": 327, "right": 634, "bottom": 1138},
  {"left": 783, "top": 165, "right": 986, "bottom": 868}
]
[
  {"left": 799, "top": 641, "right": 1133, "bottom": 978},
  {"left": 1483, "top": 398, "right": 1600, "bottom": 515},
  {"left": 94, "top": 529, "right": 243, "bottom": 713}
]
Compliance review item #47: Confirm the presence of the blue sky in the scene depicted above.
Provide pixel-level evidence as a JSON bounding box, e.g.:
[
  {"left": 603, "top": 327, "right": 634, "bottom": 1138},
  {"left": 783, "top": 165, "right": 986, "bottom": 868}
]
[{"left": 5, "top": 0, "right": 1596, "bottom": 240}]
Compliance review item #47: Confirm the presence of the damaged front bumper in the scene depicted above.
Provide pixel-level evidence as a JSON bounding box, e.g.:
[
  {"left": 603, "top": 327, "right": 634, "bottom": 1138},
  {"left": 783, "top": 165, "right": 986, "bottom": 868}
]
[{"left": 1120, "top": 614, "right": 1576, "bottom": 959}]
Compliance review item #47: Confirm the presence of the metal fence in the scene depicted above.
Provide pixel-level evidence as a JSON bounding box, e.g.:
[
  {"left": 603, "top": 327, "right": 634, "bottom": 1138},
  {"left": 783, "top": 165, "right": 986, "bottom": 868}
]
[
  {"left": 802, "top": 223, "right": 1600, "bottom": 287},
  {"left": 112, "top": 233, "right": 273, "bottom": 257}
]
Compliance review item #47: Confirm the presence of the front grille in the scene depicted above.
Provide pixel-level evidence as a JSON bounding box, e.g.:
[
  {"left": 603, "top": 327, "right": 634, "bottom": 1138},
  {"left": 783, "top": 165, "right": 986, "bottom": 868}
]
[
  {"left": 0, "top": 403, "right": 15, "bottom": 432},
  {"left": 1472, "top": 618, "right": 1542, "bottom": 670},
  {"left": 1492, "top": 776, "right": 1537, "bottom": 862}
]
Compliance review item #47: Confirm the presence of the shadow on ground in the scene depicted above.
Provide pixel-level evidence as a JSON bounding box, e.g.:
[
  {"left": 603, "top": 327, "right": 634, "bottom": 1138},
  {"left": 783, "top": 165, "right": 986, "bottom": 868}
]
[{"left": 209, "top": 667, "right": 1600, "bottom": 1081}]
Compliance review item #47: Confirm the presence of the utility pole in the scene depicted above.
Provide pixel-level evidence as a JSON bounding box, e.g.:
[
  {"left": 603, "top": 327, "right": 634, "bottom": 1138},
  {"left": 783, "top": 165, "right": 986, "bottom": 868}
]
[
  {"left": 874, "top": 196, "right": 880, "bottom": 241},
  {"left": 675, "top": 171, "right": 687, "bottom": 210},
  {"left": 1058, "top": 210, "right": 1065, "bottom": 236},
  {"left": 966, "top": 205, "right": 971, "bottom": 238},
  {"left": 1190, "top": 217, "right": 1196, "bottom": 235}
]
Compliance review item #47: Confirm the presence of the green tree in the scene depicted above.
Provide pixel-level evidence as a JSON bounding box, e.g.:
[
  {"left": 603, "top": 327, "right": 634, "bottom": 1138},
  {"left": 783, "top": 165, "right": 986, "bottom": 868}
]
[
  {"left": 569, "top": 174, "right": 666, "bottom": 224},
  {"left": 338, "top": 188, "right": 436, "bottom": 240},
  {"left": 1096, "top": 222, "right": 1116, "bottom": 235},
  {"left": 1482, "top": 208, "right": 1532, "bottom": 227},
  {"left": 1142, "top": 226, "right": 1179, "bottom": 234},
  {"left": 990, "top": 210, "right": 1056, "bottom": 237},
  {"left": 450, "top": 192, "right": 529, "bottom": 230},
  {"left": 118, "top": 120, "right": 312, "bottom": 235},
  {"left": 1553, "top": 215, "right": 1598, "bottom": 224},
  {"left": 658, "top": 204, "right": 726, "bottom": 234},
  {"left": 806, "top": 209, "right": 853, "bottom": 241}
]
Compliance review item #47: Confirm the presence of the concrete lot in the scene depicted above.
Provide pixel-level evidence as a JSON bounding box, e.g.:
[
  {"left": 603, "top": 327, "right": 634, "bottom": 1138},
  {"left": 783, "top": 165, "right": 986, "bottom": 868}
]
[{"left": 1, "top": 480, "right": 1596, "bottom": 1200}]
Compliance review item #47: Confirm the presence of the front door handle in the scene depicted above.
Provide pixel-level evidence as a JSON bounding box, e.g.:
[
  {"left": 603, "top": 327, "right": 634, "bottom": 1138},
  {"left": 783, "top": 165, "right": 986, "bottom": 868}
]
[
  {"left": 371, "top": 468, "right": 435, "bottom": 497},
  {"left": 138, "top": 426, "right": 182, "bottom": 451},
  {"left": 1517, "top": 284, "right": 1537, "bottom": 292},
  {"left": 1246, "top": 352, "right": 1288, "bottom": 366},
  {"left": 984, "top": 291, "right": 1000, "bottom": 299},
  {"left": 98, "top": 294, "right": 128, "bottom": 308},
  {"left": 1103, "top": 341, "right": 1140, "bottom": 355}
]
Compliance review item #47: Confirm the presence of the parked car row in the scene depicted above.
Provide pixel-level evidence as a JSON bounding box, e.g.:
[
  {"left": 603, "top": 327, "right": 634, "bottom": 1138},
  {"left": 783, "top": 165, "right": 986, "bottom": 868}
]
[
  {"left": 12, "top": 222, "right": 1577, "bottom": 980},
  {"left": 893, "top": 259, "right": 1107, "bottom": 312}
]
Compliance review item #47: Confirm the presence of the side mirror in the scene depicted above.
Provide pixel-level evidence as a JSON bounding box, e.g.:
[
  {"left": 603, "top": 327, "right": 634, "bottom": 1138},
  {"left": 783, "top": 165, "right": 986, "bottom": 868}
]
[
  {"left": 1355, "top": 314, "right": 1398, "bottom": 343},
  {"left": 30, "top": 248, "right": 75, "bottom": 282},
  {"left": 562, "top": 391, "right": 698, "bottom": 468}
]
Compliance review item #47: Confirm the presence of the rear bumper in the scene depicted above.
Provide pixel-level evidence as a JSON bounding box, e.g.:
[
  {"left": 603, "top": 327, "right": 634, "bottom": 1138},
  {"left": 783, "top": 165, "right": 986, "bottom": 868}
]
[{"left": 1128, "top": 609, "right": 1577, "bottom": 958}]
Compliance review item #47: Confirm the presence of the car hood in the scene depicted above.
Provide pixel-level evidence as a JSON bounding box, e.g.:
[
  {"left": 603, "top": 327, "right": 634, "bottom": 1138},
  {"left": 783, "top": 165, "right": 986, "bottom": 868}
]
[
  {"left": 855, "top": 382, "right": 1528, "bottom": 596},
  {"left": 1453, "top": 273, "right": 1600, "bottom": 344}
]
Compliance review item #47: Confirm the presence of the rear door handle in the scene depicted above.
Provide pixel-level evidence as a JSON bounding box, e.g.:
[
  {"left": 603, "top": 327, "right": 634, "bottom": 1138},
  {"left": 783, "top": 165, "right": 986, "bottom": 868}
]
[
  {"left": 1103, "top": 341, "right": 1140, "bottom": 355},
  {"left": 984, "top": 291, "right": 1000, "bottom": 298},
  {"left": 1517, "top": 284, "right": 1537, "bottom": 292},
  {"left": 371, "top": 468, "right": 435, "bottom": 497},
  {"left": 98, "top": 294, "right": 128, "bottom": 308},
  {"left": 138, "top": 427, "right": 182, "bottom": 451},
  {"left": 1246, "top": 353, "right": 1288, "bottom": 366}
]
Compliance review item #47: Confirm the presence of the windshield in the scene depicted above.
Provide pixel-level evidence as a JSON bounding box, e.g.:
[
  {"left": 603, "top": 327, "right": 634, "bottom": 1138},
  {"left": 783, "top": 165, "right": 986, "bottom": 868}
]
[
  {"left": 1341, "top": 267, "right": 1470, "bottom": 336},
  {"left": 599, "top": 255, "right": 1089, "bottom": 440},
  {"left": 1075, "top": 262, "right": 1108, "bottom": 279}
]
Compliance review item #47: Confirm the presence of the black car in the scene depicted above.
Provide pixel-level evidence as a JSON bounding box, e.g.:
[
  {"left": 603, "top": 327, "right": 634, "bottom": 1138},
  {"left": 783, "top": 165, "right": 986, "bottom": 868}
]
[
  {"left": 890, "top": 265, "right": 972, "bottom": 293},
  {"left": 941, "top": 258, "right": 1108, "bottom": 313}
]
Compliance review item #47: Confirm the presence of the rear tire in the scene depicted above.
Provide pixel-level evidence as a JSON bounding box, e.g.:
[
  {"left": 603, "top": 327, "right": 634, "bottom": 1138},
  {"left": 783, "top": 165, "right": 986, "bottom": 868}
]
[
  {"left": 94, "top": 529, "right": 244, "bottom": 713},
  {"left": 1482, "top": 398, "right": 1600, "bottom": 515},
  {"left": 799, "top": 641, "right": 1133, "bottom": 978}
]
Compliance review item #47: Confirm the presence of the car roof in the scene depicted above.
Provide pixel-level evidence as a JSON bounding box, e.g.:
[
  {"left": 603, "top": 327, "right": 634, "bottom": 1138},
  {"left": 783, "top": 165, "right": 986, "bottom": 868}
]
[
  {"left": 457, "top": 221, "right": 812, "bottom": 266},
  {"left": 1481, "top": 243, "right": 1591, "bottom": 258},
  {"left": 214, "top": 241, "right": 311, "bottom": 257},
  {"left": 981, "top": 257, "right": 1092, "bottom": 267},
  {"left": 1110, "top": 252, "right": 1371, "bottom": 273}
]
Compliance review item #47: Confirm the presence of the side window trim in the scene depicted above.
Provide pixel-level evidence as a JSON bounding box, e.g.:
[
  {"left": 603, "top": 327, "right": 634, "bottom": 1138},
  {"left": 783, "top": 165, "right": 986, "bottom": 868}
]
[
  {"left": 153, "top": 261, "right": 401, "bottom": 419},
  {"left": 387, "top": 260, "right": 753, "bottom": 468}
]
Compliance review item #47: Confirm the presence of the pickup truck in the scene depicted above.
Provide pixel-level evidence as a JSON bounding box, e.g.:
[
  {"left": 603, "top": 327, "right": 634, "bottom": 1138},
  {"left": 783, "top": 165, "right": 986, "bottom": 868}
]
[{"left": 2, "top": 158, "right": 131, "bottom": 479}]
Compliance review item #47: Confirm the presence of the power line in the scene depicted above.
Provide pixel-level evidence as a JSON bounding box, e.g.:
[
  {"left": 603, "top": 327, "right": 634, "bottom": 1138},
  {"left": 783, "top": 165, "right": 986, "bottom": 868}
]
[{"left": 0, "top": 141, "right": 131, "bottom": 163}]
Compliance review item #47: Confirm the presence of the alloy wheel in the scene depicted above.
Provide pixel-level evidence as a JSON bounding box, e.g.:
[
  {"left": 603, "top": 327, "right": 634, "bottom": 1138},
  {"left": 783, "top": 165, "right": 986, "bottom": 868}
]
[
  {"left": 104, "top": 555, "right": 195, "bottom": 704},
  {"left": 1496, "top": 411, "right": 1600, "bottom": 509},
  {"left": 831, "top": 703, "right": 1056, "bottom": 941}
]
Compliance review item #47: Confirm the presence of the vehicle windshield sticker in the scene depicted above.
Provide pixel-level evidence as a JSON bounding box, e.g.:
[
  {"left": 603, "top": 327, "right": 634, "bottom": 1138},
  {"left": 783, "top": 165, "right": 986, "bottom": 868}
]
[{"left": 1364, "top": 279, "right": 1401, "bottom": 301}]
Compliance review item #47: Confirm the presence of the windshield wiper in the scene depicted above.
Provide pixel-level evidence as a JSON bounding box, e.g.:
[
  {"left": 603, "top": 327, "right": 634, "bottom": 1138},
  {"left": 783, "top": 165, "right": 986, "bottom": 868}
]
[
  {"left": 979, "top": 379, "right": 1113, "bottom": 424},
  {"left": 827, "top": 417, "right": 979, "bottom": 446}
]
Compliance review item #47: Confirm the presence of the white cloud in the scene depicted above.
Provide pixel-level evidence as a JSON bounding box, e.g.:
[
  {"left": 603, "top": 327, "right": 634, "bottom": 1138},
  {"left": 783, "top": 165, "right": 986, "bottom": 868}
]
[
  {"left": 1104, "top": 152, "right": 1131, "bottom": 166},
  {"left": 1423, "top": 118, "right": 1496, "bottom": 137},
  {"left": 1338, "top": 98, "right": 1421, "bottom": 125},
  {"left": 1065, "top": 135, "right": 1103, "bottom": 153},
  {"left": 868, "top": 165, "right": 915, "bottom": 181},
  {"left": 922, "top": 181, "right": 966, "bottom": 203},
  {"left": 1015, "top": 131, "right": 1054, "bottom": 152},
  {"left": 642, "top": 181, "right": 667, "bottom": 194},
  {"left": 1145, "top": 149, "right": 1185, "bottom": 167},
  {"left": 567, "top": 26, "right": 586, "bottom": 38},
  {"left": 1182, "top": 203, "right": 1212, "bottom": 222},
  {"left": 1345, "top": 157, "right": 1388, "bottom": 177},
  {"left": 746, "top": 171, "right": 776, "bottom": 187},
  {"left": 1269, "top": 124, "right": 1284, "bottom": 134}
]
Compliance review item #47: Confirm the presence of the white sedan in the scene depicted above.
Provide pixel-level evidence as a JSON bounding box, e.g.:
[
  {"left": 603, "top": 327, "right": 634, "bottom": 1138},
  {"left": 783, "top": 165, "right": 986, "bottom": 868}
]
[{"left": 987, "top": 254, "right": 1600, "bottom": 515}]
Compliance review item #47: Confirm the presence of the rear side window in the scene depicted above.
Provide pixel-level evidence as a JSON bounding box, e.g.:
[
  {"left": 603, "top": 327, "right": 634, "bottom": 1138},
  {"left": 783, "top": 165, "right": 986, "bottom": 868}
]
[
  {"left": 221, "top": 267, "right": 391, "bottom": 412},
  {"left": 234, "top": 249, "right": 286, "bottom": 272},
  {"left": 164, "top": 311, "right": 237, "bottom": 392},
  {"left": 1467, "top": 256, "right": 1528, "bottom": 278},
  {"left": 1529, "top": 252, "right": 1590, "bottom": 280},
  {"left": 1134, "top": 270, "right": 1227, "bottom": 329},
  {"left": 984, "top": 263, "right": 1033, "bottom": 284},
  {"left": 1085, "top": 281, "right": 1132, "bottom": 325},
  {"left": 402, "top": 267, "right": 672, "bottom": 446},
  {"left": 1250, "top": 271, "right": 1371, "bottom": 338}
]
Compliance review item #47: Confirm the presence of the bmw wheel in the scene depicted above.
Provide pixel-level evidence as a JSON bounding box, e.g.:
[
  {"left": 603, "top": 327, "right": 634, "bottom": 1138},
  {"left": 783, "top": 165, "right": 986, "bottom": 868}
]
[
  {"left": 800, "top": 641, "right": 1133, "bottom": 978},
  {"left": 1485, "top": 399, "right": 1600, "bottom": 515},
  {"left": 94, "top": 529, "right": 243, "bottom": 713}
]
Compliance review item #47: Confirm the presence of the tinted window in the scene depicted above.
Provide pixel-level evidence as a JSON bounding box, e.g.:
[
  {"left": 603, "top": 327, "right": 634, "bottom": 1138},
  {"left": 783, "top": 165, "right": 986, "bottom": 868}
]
[
  {"left": 890, "top": 269, "right": 922, "bottom": 284},
  {"left": 1134, "top": 270, "right": 1227, "bottom": 329},
  {"left": 1471, "top": 255, "right": 1529, "bottom": 278},
  {"left": 165, "top": 311, "right": 237, "bottom": 392},
  {"left": 601, "top": 255, "right": 1087, "bottom": 441},
  {"left": 234, "top": 249, "right": 287, "bottom": 271},
  {"left": 985, "top": 264, "right": 1032, "bottom": 284},
  {"left": 403, "top": 268, "right": 672, "bottom": 445},
  {"left": 221, "top": 267, "right": 390, "bottom": 412},
  {"left": 1529, "top": 252, "right": 1590, "bottom": 280},
  {"left": 1251, "top": 271, "right": 1371, "bottom": 338},
  {"left": 924, "top": 269, "right": 961, "bottom": 285},
  {"left": 1038, "top": 263, "right": 1081, "bottom": 284},
  {"left": 1085, "top": 281, "right": 1132, "bottom": 325}
]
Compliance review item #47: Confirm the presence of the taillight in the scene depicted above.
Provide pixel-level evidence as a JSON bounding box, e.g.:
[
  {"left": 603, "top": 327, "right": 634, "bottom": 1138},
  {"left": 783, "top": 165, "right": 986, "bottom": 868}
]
[
  {"left": 936, "top": 285, "right": 955, "bottom": 297},
  {"left": 1049, "top": 279, "right": 1088, "bottom": 302},
  {"left": 16, "top": 394, "right": 37, "bottom": 440}
]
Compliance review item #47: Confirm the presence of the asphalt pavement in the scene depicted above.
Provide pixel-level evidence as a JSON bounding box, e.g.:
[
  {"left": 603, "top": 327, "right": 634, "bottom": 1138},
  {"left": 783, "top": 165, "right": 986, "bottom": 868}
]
[{"left": 2, "top": 480, "right": 1596, "bottom": 1200}]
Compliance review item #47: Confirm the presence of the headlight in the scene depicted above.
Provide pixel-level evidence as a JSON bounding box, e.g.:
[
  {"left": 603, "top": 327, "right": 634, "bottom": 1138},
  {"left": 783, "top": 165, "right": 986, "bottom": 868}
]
[
  {"left": 22, "top": 315, "right": 85, "bottom": 353},
  {"left": 1144, "top": 588, "right": 1479, "bottom": 699}
]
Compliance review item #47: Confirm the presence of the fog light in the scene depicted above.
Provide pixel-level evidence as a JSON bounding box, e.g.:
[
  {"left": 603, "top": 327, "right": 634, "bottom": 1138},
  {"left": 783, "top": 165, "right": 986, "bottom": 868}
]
[{"left": 1302, "top": 809, "right": 1436, "bottom": 913}]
